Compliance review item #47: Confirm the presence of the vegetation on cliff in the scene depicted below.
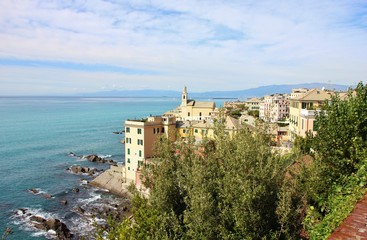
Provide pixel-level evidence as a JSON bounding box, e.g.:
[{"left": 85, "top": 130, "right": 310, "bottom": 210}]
[{"left": 98, "top": 82, "right": 367, "bottom": 240}]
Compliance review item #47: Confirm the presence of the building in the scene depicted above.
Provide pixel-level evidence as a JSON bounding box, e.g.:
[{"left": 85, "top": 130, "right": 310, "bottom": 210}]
[
  {"left": 165, "top": 86, "right": 217, "bottom": 121},
  {"left": 177, "top": 116, "right": 242, "bottom": 142},
  {"left": 290, "top": 88, "right": 309, "bottom": 99},
  {"left": 289, "top": 89, "right": 332, "bottom": 140},
  {"left": 245, "top": 97, "right": 262, "bottom": 111},
  {"left": 124, "top": 116, "right": 176, "bottom": 183},
  {"left": 259, "top": 94, "right": 289, "bottom": 122}
]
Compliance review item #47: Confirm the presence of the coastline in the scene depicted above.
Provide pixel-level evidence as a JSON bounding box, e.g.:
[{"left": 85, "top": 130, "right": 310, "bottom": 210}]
[{"left": 89, "top": 167, "right": 132, "bottom": 198}]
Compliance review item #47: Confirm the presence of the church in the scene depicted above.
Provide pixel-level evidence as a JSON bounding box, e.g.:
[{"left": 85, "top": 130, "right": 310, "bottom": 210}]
[{"left": 165, "top": 86, "right": 217, "bottom": 121}]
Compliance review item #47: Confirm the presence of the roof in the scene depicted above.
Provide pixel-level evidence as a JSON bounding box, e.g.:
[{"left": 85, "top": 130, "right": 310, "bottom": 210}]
[
  {"left": 225, "top": 116, "right": 241, "bottom": 130},
  {"left": 328, "top": 193, "right": 367, "bottom": 239},
  {"left": 187, "top": 100, "right": 216, "bottom": 108},
  {"left": 294, "top": 89, "right": 332, "bottom": 101},
  {"left": 246, "top": 97, "right": 262, "bottom": 103}
]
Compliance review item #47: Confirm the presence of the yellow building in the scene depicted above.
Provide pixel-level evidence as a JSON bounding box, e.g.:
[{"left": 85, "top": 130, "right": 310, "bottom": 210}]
[
  {"left": 177, "top": 116, "right": 241, "bottom": 142},
  {"left": 289, "top": 89, "right": 332, "bottom": 140},
  {"left": 165, "top": 86, "right": 217, "bottom": 121},
  {"left": 124, "top": 116, "right": 176, "bottom": 183}
]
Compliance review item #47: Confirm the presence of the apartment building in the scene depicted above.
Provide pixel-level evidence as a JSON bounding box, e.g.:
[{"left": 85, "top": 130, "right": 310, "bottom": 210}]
[
  {"left": 259, "top": 94, "right": 289, "bottom": 122},
  {"left": 289, "top": 89, "right": 332, "bottom": 140},
  {"left": 245, "top": 97, "right": 262, "bottom": 111},
  {"left": 124, "top": 116, "right": 176, "bottom": 183}
]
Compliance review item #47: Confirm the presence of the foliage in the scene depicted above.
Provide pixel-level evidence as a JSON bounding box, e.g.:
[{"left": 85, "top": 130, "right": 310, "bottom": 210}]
[
  {"left": 99, "top": 82, "right": 367, "bottom": 240},
  {"left": 101, "top": 121, "right": 305, "bottom": 239},
  {"left": 301, "top": 82, "right": 367, "bottom": 239},
  {"left": 248, "top": 110, "right": 259, "bottom": 118}
]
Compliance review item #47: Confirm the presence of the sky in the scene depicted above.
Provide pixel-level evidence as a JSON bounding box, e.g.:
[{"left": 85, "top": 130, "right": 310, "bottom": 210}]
[{"left": 0, "top": 0, "right": 366, "bottom": 95}]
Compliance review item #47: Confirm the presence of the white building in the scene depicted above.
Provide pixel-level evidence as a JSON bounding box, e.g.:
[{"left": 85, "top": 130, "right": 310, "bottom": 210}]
[{"left": 259, "top": 94, "right": 289, "bottom": 122}]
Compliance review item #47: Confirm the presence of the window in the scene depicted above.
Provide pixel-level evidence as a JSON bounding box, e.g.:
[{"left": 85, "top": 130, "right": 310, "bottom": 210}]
[
  {"left": 199, "top": 112, "right": 202, "bottom": 116},
  {"left": 138, "top": 161, "right": 143, "bottom": 167},
  {"left": 137, "top": 139, "right": 143, "bottom": 145},
  {"left": 137, "top": 128, "right": 142, "bottom": 134},
  {"left": 188, "top": 112, "right": 190, "bottom": 117},
  {"left": 126, "top": 127, "right": 130, "bottom": 133},
  {"left": 139, "top": 150, "right": 142, "bottom": 157},
  {"left": 157, "top": 128, "right": 160, "bottom": 133},
  {"left": 127, "top": 158, "right": 130, "bottom": 163},
  {"left": 194, "top": 129, "right": 198, "bottom": 133},
  {"left": 202, "top": 129, "right": 206, "bottom": 134},
  {"left": 161, "top": 127, "right": 164, "bottom": 133},
  {"left": 128, "top": 167, "right": 130, "bottom": 170},
  {"left": 302, "top": 119, "right": 304, "bottom": 130},
  {"left": 127, "top": 148, "right": 130, "bottom": 155},
  {"left": 183, "top": 129, "right": 186, "bottom": 133},
  {"left": 153, "top": 128, "right": 156, "bottom": 134}
]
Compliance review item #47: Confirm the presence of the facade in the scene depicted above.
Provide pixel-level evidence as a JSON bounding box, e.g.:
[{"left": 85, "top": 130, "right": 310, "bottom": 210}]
[
  {"left": 290, "top": 88, "right": 309, "bottom": 99},
  {"left": 177, "top": 116, "right": 242, "bottom": 142},
  {"left": 259, "top": 94, "right": 289, "bottom": 122},
  {"left": 124, "top": 116, "right": 176, "bottom": 183},
  {"left": 245, "top": 97, "right": 262, "bottom": 111},
  {"left": 289, "top": 89, "right": 332, "bottom": 140}
]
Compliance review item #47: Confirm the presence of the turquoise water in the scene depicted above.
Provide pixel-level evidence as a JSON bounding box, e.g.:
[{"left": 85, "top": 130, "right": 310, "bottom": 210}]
[{"left": 0, "top": 97, "right": 180, "bottom": 239}]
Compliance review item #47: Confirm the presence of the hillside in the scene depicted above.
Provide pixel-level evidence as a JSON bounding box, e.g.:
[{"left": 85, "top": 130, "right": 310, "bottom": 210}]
[{"left": 80, "top": 83, "right": 351, "bottom": 99}]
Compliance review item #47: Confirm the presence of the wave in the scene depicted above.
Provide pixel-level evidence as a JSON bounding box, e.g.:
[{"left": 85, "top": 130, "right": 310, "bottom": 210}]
[
  {"left": 98, "top": 154, "right": 112, "bottom": 159},
  {"left": 11, "top": 207, "right": 60, "bottom": 239}
]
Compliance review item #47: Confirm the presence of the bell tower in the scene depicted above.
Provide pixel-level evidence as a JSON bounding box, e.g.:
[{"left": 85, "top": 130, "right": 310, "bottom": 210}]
[{"left": 181, "top": 86, "right": 188, "bottom": 106}]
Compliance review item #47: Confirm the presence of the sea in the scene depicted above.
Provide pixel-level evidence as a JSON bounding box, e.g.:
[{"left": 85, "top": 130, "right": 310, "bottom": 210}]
[
  {"left": 0, "top": 96, "right": 227, "bottom": 239},
  {"left": 0, "top": 97, "right": 185, "bottom": 239}
]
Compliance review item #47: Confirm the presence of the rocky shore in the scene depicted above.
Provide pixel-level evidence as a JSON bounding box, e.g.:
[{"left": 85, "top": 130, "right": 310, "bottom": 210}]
[
  {"left": 89, "top": 166, "right": 131, "bottom": 198},
  {"left": 14, "top": 208, "right": 72, "bottom": 240}
]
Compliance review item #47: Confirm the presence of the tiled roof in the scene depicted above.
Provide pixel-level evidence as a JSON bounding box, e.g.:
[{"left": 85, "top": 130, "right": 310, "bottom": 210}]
[
  {"left": 294, "top": 89, "right": 332, "bottom": 101},
  {"left": 328, "top": 193, "right": 367, "bottom": 239},
  {"left": 187, "top": 100, "right": 215, "bottom": 108}
]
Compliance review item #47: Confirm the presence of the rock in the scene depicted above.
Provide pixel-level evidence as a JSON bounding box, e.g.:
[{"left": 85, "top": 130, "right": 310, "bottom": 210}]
[
  {"left": 33, "top": 223, "right": 49, "bottom": 231},
  {"left": 60, "top": 199, "right": 68, "bottom": 205},
  {"left": 74, "top": 206, "right": 85, "bottom": 214},
  {"left": 45, "top": 218, "right": 59, "bottom": 230},
  {"left": 69, "top": 152, "right": 77, "bottom": 157},
  {"left": 46, "top": 218, "right": 72, "bottom": 240},
  {"left": 81, "top": 167, "right": 90, "bottom": 173},
  {"left": 70, "top": 165, "right": 82, "bottom": 174},
  {"left": 43, "top": 193, "right": 53, "bottom": 199},
  {"left": 72, "top": 187, "right": 79, "bottom": 193},
  {"left": 28, "top": 188, "right": 39, "bottom": 194},
  {"left": 30, "top": 215, "right": 46, "bottom": 223},
  {"left": 18, "top": 208, "right": 27, "bottom": 215},
  {"left": 86, "top": 155, "right": 99, "bottom": 162}
]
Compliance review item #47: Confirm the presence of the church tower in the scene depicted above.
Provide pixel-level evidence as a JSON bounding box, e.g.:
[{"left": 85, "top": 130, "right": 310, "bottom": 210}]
[{"left": 181, "top": 86, "right": 188, "bottom": 106}]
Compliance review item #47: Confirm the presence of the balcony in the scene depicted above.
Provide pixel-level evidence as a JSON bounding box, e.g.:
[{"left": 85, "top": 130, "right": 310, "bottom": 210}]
[{"left": 300, "top": 109, "right": 320, "bottom": 117}]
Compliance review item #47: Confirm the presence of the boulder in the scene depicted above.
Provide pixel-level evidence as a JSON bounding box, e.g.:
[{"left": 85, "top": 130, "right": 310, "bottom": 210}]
[
  {"left": 28, "top": 188, "right": 39, "bottom": 194},
  {"left": 46, "top": 218, "right": 72, "bottom": 240},
  {"left": 43, "top": 193, "right": 53, "bottom": 199},
  {"left": 74, "top": 206, "right": 85, "bottom": 214},
  {"left": 72, "top": 187, "right": 79, "bottom": 193},
  {"left": 81, "top": 167, "right": 90, "bottom": 173},
  {"left": 60, "top": 199, "right": 68, "bottom": 205},
  {"left": 30, "top": 215, "right": 46, "bottom": 223},
  {"left": 33, "top": 223, "right": 49, "bottom": 231},
  {"left": 86, "top": 155, "right": 99, "bottom": 162},
  {"left": 69, "top": 165, "right": 82, "bottom": 174}
]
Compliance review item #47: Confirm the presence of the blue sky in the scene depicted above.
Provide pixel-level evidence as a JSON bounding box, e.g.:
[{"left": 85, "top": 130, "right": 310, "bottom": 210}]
[{"left": 0, "top": 0, "right": 366, "bottom": 95}]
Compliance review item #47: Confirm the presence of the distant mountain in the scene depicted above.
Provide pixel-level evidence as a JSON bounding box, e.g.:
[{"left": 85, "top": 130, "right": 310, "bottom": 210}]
[{"left": 81, "top": 83, "right": 351, "bottom": 99}]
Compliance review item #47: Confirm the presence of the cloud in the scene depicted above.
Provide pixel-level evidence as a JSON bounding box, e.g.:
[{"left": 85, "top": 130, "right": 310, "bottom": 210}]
[{"left": 0, "top": 0, "right": 366, "bottom": 95}]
